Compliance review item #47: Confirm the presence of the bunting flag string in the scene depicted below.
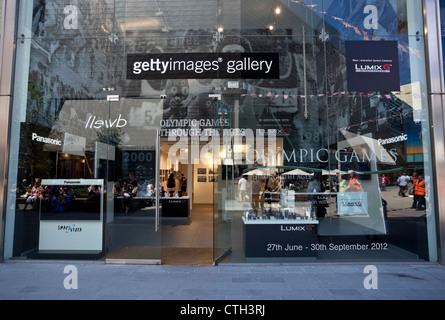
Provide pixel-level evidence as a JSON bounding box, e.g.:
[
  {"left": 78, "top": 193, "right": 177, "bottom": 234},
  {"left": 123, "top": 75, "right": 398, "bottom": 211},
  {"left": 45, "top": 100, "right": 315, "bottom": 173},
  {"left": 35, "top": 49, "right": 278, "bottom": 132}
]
[
  {"left": 337, "top": 111, "right": 413, "bottom": 132},
  {"left": 290, "top": 0, "right": 423, "bottom": 59},
  {"left": 240, "top": 91, "right": 425, "bottom": 100}
]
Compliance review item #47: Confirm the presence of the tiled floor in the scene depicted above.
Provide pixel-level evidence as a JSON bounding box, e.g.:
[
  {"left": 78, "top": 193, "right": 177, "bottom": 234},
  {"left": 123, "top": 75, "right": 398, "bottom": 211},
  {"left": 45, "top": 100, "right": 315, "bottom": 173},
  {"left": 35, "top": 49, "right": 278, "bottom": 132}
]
[
  {"left": 106, "top": 203, "right": 214, "bottom": 265},
  {"left": 2, "top": 262, "right": 445, "bottom": 300},
  {"left": 162, "top": 204, "right": 213, "bottom": 248}
]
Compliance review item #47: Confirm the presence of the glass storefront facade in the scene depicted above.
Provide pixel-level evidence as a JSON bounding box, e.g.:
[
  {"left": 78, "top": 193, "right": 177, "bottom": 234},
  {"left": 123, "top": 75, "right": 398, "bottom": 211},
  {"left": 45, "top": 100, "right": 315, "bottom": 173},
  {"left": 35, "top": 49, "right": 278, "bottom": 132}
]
[{"left": 0, "top": 0, "right": 443, "bottom": 264}]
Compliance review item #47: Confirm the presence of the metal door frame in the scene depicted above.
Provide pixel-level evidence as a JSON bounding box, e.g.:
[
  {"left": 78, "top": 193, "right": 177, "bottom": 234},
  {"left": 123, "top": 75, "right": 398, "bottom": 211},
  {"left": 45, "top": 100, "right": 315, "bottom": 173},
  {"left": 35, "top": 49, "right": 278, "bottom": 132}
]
[{"left": 0, "top": 0, "right": 18, "bottom": 263}]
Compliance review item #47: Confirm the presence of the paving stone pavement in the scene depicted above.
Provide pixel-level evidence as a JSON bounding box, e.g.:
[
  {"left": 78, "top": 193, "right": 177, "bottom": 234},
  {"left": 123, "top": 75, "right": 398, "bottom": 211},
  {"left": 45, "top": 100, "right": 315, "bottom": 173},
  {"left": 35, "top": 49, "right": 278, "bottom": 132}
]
[{"left": 0, "top": 262, "right": 445, "bottom": 301}]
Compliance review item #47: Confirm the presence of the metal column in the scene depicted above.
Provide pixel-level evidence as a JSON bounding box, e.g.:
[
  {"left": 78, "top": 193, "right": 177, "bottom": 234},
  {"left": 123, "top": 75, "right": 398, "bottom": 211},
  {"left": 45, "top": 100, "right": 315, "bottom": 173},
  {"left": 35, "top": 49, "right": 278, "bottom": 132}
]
[
  {"left": 0, "top": 0, "right": 18, "bottom": 262},
  {"left": 424, "top": 0, "right": 445, "bottom": 265}
]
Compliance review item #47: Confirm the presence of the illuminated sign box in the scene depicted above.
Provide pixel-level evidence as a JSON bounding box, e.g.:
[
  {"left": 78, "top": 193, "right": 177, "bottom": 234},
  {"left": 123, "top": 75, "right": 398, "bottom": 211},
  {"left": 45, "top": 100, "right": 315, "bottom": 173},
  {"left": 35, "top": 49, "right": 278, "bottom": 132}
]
[
  {"left": 345, "top": 41, "right": 400, "bottom": 92},
  {"left": 38, "top": 179, "right": 104, "bottom": 253},
  {"left": 127, "top": 53, "right": 280, "bottom": 80}
]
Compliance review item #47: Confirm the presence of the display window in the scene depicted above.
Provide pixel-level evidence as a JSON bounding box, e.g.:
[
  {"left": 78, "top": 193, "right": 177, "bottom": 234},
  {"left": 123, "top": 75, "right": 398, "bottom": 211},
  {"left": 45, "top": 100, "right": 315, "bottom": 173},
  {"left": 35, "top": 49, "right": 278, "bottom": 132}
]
[{"left": 2, "top": 0, "right": 438, "bottom": 264}]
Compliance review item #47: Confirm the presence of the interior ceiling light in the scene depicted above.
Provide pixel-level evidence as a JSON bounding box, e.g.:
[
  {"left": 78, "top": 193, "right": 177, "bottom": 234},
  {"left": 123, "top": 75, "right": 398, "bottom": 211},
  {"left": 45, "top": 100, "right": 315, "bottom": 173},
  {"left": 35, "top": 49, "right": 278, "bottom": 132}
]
[
  {"left": 268, "top": 24, "right": 274, "bottom": 31},
  {"left": 275, "top": 7, "right": 281, "bottom": 14},
  {"left": 218, "top": 26, "right": 224, "bottom": 33}
]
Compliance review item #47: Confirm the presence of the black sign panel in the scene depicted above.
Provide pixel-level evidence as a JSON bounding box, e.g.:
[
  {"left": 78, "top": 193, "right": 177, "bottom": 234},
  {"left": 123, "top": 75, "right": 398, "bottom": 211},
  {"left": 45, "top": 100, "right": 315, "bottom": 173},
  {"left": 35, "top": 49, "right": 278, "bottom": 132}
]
[
  {"left": 243, "top": 223, "right": 318, "bottom": 257},
  {"left": 127, "top": 53, "right": 280, "bottom": 80},
  {"left": 345, "top": 41, "right": 400, "bottom": 92}
]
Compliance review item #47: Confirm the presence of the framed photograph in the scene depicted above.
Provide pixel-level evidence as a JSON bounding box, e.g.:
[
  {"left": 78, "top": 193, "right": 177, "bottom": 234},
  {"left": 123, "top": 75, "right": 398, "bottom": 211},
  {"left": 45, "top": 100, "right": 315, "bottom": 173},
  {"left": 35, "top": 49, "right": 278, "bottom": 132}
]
[
  {"left": 197, "top": 176, "right": 207, "bottom": 182},
  {"left": 197, "top": 168, "right": 207, "bottom": 174},
  {"left": 209, "top": 176, "right": 218, "bottom": 182}
]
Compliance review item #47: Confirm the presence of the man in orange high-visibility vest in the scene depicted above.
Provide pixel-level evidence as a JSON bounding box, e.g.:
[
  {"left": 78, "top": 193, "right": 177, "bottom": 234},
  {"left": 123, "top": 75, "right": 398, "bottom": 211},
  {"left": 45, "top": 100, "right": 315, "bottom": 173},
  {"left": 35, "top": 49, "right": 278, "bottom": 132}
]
[
  {"left": 345, "top": 173, "right": 362, "bottom": 192},
  {"left": 414, "top": 175, "right": 426, "bottom": 211}
]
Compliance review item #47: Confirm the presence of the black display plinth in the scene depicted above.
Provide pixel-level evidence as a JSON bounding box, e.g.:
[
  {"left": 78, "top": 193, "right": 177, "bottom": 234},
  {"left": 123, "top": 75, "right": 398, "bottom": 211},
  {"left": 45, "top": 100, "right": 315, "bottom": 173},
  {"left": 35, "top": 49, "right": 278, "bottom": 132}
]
[
  {"left": 242, "top": 217, "right": 318, "bottom": 257},
  {"left": 161, "top": 197, "right": 190, "bottom": 218}
]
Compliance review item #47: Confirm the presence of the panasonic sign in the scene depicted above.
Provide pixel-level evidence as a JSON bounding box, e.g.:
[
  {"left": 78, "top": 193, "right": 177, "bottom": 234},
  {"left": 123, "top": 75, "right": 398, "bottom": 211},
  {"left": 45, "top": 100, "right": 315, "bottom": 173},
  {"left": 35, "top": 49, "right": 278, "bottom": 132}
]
[
  {"left": 378, "top": 134, "right": 408, "bottom": 146},
  {"left": 32, "top": 133, "right": 62, "bottom": 146}
]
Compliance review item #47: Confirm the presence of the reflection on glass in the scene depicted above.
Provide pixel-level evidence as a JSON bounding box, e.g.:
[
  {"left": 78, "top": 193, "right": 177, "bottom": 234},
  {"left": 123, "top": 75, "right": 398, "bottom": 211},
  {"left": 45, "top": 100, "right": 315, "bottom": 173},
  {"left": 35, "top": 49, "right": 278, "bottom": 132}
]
[{"left": 2, "top": 0, "right": 436, "bottom": 264}]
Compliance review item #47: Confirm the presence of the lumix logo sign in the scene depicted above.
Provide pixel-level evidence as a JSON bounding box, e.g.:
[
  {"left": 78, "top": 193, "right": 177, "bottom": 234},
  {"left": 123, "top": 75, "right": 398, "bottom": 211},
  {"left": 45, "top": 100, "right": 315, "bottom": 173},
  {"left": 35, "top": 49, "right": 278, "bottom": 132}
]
[
  {"left": 127, "top": 53, "right": 280, "bottom": 80},
  {"left": 354, "top": 60, "right": 392, "bottom": 73},
  {"left": 168, "top": 200, "right": 185, "bottom": 204},
  {"left": 280, "top": 225, "right": 314, "bottom": 232}
]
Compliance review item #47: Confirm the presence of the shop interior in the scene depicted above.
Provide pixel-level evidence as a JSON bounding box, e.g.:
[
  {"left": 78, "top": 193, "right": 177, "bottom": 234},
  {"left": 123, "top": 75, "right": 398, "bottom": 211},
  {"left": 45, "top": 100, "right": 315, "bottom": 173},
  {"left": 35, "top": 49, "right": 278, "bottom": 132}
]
[
  {"left": 105, "top": 138, "right": 217, "bottom": 265},
  {"left": 14, "top": 126, "right": 429, "bottom": 264}
]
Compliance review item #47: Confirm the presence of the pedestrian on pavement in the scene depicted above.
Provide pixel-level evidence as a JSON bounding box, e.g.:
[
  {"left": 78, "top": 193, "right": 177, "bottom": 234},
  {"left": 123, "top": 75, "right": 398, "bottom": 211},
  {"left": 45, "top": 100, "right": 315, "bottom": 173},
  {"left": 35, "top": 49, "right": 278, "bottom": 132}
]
[
  {"left": 339, "top": 174, "right": 349, "bottom": 193},
  {"left": 238, "top": 176, "right": 247, "bottom": 202},
  {"left": 251, "top": 175, "right": 261, "bottom": 210},
  {"left": 411, "top": 172, "right": 419, "bottom": 209},
  {"left": 345, "top": 173, "right": 361, "bottom": 192},
  {"left": 396, "top": 173, "right": 410, "bottom": 197},
  {"left": 379, "top": 174, "right": 390, "bottom": 191},
  {"left": 414, "top": 175, "right": 426, "bottom": 211}
]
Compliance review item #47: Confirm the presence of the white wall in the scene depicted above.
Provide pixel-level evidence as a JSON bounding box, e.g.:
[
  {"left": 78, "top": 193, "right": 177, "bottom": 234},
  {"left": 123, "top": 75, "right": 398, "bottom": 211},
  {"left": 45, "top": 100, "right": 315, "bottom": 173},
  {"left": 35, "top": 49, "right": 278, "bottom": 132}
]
[{"left": 192, "top": 164, "right": 214, "bottom": 204}]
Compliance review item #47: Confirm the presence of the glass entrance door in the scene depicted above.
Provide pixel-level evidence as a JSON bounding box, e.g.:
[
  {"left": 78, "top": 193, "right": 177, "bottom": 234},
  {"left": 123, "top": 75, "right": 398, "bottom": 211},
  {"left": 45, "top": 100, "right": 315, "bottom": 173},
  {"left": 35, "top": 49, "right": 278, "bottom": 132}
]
[
  {"left": 213, "top": 100, "right": 236, "bottom": 264},
  {"left": 104, "top": 98, "right": 163, "bottom": 264}
]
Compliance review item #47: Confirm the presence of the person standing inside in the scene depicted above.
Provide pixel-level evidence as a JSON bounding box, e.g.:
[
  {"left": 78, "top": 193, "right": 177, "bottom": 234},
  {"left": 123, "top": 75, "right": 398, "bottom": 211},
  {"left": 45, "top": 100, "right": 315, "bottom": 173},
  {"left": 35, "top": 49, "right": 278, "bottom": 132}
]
[
  {"left": 251, "top": 175, "right": 261, "bottom": 210},
  {"left": 238, "top": 175, "right": 247, "bottom": 202},
  {"left": 259, "top": 179, "right": 267, "bottom": 210},
  {"left": 167, "top": 173, "right": 175, "bottom": 197},
  {"left": 180, "top": 174, "right": 187, "bottom": 196}
]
